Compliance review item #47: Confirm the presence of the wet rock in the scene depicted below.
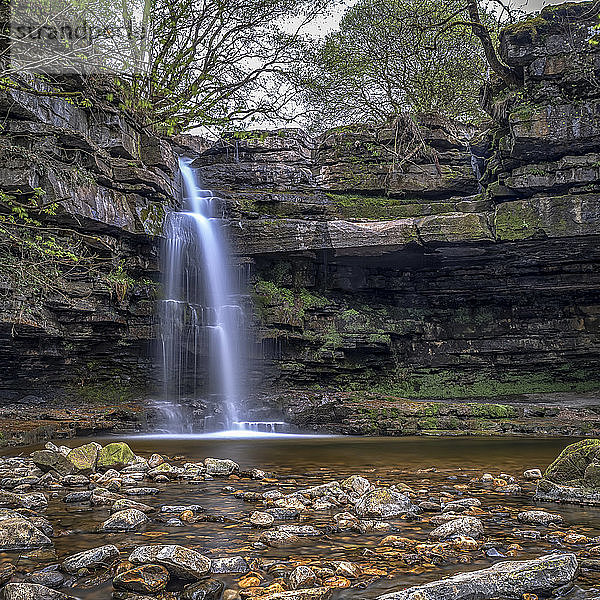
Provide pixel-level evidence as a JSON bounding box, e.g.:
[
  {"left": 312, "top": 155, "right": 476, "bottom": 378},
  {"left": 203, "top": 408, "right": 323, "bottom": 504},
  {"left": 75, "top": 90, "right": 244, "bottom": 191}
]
[
  {"left": 113, "top": 564, "right": 169, "bottom": 593},
  {"left": 0, "top": 583, "right": 78, "bottom": 600},
  {"left": 61, "top": 475, "right": 89, "bottom": 487},
  {"left": 182, "top": 578, "right": 225, "bottom": 600},
  {"left": 517, "top": 510, "right": 563, "bottom": 526},
  {"left": 250, "top": 511, "right": 274, "bottom": 528},
  {"left": 260, "top": 588, "right": 331, "bottom": 600},
  {"left": 124, "top": 487, "right": 159, "bottom": 496},
  {"left": 290, "top": 566, "right": 316, "bottom": 590},
  {"left": 524, "top": 469, "right": 542, "bottom": 480},
  {"left": 97, "top": 443, "right": 136, "bottom": 470},
  {"left": 0, "top": 517, "right": 52, "bottom": 550},
  {"left": 147, "top": 463, "right": 177, "bottom": 479},
  {"left": 335, "top": 561, "right": 361, "bottom": 578},
  {"left": 355, "top": 487, "right": 413, "bottom": 518},
  {"left": 0, "top": 491, "right": 47, "bottom": 510},
  {"left": 148, "top": 454, "right": 164, "bottom": 469},
  {"left": 277, "top": 524, "right": 321, "bottom": 536},
  {"left": 259, "top": 530, "right": 301, "bottom": 548},
  {"left": 31, "top": 451, "right": 75, "bottom": 476},
  {"left": 442, "top": 498, "right": 481, "bottom": 513},
  {"left": 66, "top": 443, "right": 99, "bottom": 474},
  {"left": 111, "top": 498, "right": 154, "bottom": 513},
  {"left": 129, "top": 544, "right": 211, "bottom": 580},
  {"left": 430, "top": 516, "right": 484, "bottom": 541},
  {"left": 99, "top": 509, "right": 149, "bottom": 532},
  {"left": 204, "top": 458, "right": 239, "bottom": 476},
  {"left": 64, "top": 491, "right": 92, "bottom": 503},
  {"left": 419, "top": 501, "right": 440, "bottom": 512},
  {"left": 91, "top": 488, "right": 124, "bottom": 506},
  {"left": 210, "top": 556, "right": 249, "bottom": 574},
  {"left": 62, "top": 544, "right": 120, "bottom": 574},
  {"left": 25, "top": 570, "right": 64, "bottom": 589},
  {"left": 376, "top": 553, "right": 578, "bottom": 600},
  {"left": 265, "top": 508, "right": 299, "bottom": 520},
  {"left": 160, "top": 504, "right": 203, "bottom": 514},
  {"left": 341, "top": 475, "right": 371, "bottom": 496}
]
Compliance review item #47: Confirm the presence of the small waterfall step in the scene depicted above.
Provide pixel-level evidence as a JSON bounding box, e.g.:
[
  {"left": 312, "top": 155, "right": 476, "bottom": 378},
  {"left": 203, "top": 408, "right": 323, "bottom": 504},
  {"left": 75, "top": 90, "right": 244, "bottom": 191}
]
[{"left": 233, "top": 421, "right": 291, "bottom": 434}]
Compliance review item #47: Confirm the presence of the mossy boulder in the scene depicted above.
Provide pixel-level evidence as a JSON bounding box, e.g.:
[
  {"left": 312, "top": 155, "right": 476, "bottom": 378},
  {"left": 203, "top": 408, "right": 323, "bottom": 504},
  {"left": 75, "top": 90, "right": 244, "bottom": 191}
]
[
  {"left": 97, "top": 442, "right": 136, "bottom": 471},
  {"left": 67, "top": 443, "right": 99, "bottom": 474},
  {"left": 544, "top": 438, "right": 600, "bottom": 486}
]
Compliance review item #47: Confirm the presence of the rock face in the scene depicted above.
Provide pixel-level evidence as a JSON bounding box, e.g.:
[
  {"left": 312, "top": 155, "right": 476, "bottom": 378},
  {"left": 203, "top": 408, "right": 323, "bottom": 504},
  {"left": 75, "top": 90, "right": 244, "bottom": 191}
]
[
  {"left": 535, "top": 438, "right": 600, "bottom": 504},
  {"left": 187, "top": 2, "right": 600, "bottom": 410},
  {"left": 377, "top": 553, "right": 578, "bottom": 600}
]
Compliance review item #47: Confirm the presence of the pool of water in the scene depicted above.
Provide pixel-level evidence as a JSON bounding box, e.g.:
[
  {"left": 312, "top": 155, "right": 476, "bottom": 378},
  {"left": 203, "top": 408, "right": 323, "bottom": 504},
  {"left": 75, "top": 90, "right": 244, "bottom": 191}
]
[{"left": 4, "top": 435, "right": 600, "bottom": 599}]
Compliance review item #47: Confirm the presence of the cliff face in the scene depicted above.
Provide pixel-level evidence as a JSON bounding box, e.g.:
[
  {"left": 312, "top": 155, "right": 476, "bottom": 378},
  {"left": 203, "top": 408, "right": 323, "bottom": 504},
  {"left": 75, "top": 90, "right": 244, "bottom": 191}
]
[
  {"left": 0, "top": 80, "right": 178, "bottom": 408},
  {"left": 0, "top": 2, "right": 598, "bottom": 438},
  {"left": 193, "top": 2, "right": 600, "bottom": 404}
]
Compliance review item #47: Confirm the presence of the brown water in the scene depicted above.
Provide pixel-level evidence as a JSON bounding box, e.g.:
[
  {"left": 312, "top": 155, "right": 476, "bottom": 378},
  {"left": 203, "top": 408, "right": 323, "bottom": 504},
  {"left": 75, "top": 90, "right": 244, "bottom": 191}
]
[{"left": 5, "top": 435, "right": 600, "bottom": 599}]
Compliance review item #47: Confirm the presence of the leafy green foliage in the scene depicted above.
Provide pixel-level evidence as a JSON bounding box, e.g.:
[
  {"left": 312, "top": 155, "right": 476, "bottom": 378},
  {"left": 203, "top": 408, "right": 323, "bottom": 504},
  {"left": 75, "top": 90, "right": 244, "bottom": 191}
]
[{"left": 290, "top": 0, "right": 490, "bottom": 131}]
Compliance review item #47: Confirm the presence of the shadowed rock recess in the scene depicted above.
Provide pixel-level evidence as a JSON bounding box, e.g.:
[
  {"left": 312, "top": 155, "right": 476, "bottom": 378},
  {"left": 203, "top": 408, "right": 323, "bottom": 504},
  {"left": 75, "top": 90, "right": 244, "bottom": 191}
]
[{"left": 0, "top": 2, "right": 599, "bottom": 438}]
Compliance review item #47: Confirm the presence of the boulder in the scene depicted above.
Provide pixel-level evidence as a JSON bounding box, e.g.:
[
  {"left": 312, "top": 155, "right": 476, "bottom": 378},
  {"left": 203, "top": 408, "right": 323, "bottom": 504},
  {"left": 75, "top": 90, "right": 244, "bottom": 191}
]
[
  {"left": 0, "top": 517, "right": 52, "bottom": 550},
  {"left": 210, "top": 556, "right": 249, "bottom": 574},
  {"left": 517, "top": 510, "right": 563, "bottom": 526},
  {"left": 430, "top": 517, "right": 484, "bottom": 541},
  {"left": 341, "top": 475, "right": 371, "bottom": 496},
  {"left": 259, "top": 530, "right": 302, "bottom": 548},
  {"left": 113, "top": 564, "right": 169, "bottom": 593},
  {"left": 250, "top": 511, "right": 274, "bottom": 528},
  {"left": 129, "top": 545, "right": 211, "bottom": 580},
  {"left": 99, "top": 509, "right": 149, "bottom": 532},
  {"left": 260, "top": 589, "right": 331, "bottom": 600},
  {"left": 355, "top": 487, "right": 413, "bottom": 518},
  {"left": 111, "top": 498, "right": 154, "bottom": 514},
  {"left": 62, "top": 544, "right": 120, "bottom": 574},
  {"left": 0, "top": 491, "right": 47, "bottom": 510},
  {"left": 524, "top": 468, "right": 542, "bottom": 480},
  {"left": 535, "top": 439, "right": 600, "bottom": 505},
  {"left": 376, "top": 553, "right": 578, "bottom": 600},
  {"left": 66, "top": 443, "right": 99, "bottom": 474},
  {"left": 290, "top": 566, "right": 317, "bottom": 590},
  {"left": 204, "top": 458, "right": 239, "bottom": 476},
  {"left": 31, "top": 451, "right": 74, "bottom": 476},
  {"left": 97, "top": 442, "right": 136, "bottom": 470},
  {"left": 182, "top": 579, "right": 225, "bottom": 600},
  {"left": 0, "top": 583, "right": 78, "bottom": 600}
]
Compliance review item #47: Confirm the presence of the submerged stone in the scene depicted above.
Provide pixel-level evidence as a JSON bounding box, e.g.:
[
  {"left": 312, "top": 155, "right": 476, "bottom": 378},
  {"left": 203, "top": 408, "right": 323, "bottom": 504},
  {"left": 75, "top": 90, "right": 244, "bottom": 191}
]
[{"left": 113, "top": 564, "right": 169, "bottom": 593}]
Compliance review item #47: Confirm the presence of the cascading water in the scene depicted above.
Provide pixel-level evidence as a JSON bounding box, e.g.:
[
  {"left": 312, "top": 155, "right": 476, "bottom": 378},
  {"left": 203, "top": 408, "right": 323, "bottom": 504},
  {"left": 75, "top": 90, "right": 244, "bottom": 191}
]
[{"left": 158, "top": 157, "right": 244, "bottom": 432}]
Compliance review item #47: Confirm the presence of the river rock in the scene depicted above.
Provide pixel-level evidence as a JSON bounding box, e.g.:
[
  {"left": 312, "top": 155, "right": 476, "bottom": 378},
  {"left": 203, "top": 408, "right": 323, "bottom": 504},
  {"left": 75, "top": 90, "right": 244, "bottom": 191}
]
[
  {"left": 111, "top": 498, "right": 154, "bottom": 513},
  {"left": 517, "top": 510, "right": 563, "bottom": 525},
  {"left": 129, "top": 545, "right": 211, "bottom": 580},
  {"left": 290, "top": 566, "right": 317, "bottom": 590},
  {"left": 535, "top": 439, "right": 600, "bottom": 505},
  {"left": 266, "top": 508, "right": 299, "bottom": 520},
  {"left": 259, "top": 530, "right": 301, "bottom": 548},
  {"left": 204, "top": 458, "right": 239, "bottom": 476},
  {"left": 99, "top": 509, "right": 149, "bottom": 532},
  {"left": 113, "top": 565, "right": 169, "bottom": 593},
  {"left": 0, "top": 583, "right": 78, "bottom": 600},
  {"left": 61, "top": 475, "right": 89, "bottom": 487},
  {"left": 250, "top": 511, "right": 274, "bottom": 528},
  {"left": 355, "top": 487, "right": 413, "bottom": 518},
  {"left": 430, "top": 516, "right": 484, "bottom": 540},
  {"left": 31, "top": 451, "right": 75, "bottom": 476},
  {"left": 376, "top": 553, "right": 578, "bottom": 600},
  {"left": 260, "top": 588, "right": 331, "bottom": 600},
  {"left": 62, "top": 544, "right": 120, "bottom": 574},
  {"left": 25, "top": 570, "right": 64, "bottom": 589},
  {"left": 148, "top": 454, "right": 164, "bottom": 469},
  {"left": 524, "top": 468, "right": 542, "bottom": 480},
  {"left": 341, "top": 475, "right": 371, "bottom": 496},
  {"left": 64, "top": 491, "right": 92, "bottom": 503},
  {"left": 210, "top": 556, "right": 248, "bottom": 574},
  {"left": 160, "top": 504, "right": 203, "bottom": 514},
  {"left": 442, "top": 498, "right": 481, "bottom": 513},
  {"left": 0, "top": 517, "right": 52, "bottom": 550},
  {"left": 0, "top": 490, "right": 47, "bottom": 510},
  {"left": 97, "top": 443, "right": 136, "bottom": 470},
  {"left": 66, "top": 443, "right": 99, "bottom": 474},
  {"left": 182, "top": 579, "right": 225, "bottom": 600},
  {"left": 91, "top": 488, "right": 124, "bottom": 506}
]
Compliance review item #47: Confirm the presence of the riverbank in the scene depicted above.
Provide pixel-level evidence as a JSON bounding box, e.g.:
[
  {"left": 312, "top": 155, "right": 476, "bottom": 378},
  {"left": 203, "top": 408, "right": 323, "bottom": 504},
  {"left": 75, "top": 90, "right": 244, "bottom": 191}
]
[{"left": 1, "top": 389, "right": 599, "bottom": 447}]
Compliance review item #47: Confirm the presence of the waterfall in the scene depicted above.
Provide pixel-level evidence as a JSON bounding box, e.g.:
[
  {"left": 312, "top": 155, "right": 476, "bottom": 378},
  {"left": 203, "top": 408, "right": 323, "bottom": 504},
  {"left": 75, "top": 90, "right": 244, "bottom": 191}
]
[{"left": 158, "top": 157, "right": 244, "bottom": 431}]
